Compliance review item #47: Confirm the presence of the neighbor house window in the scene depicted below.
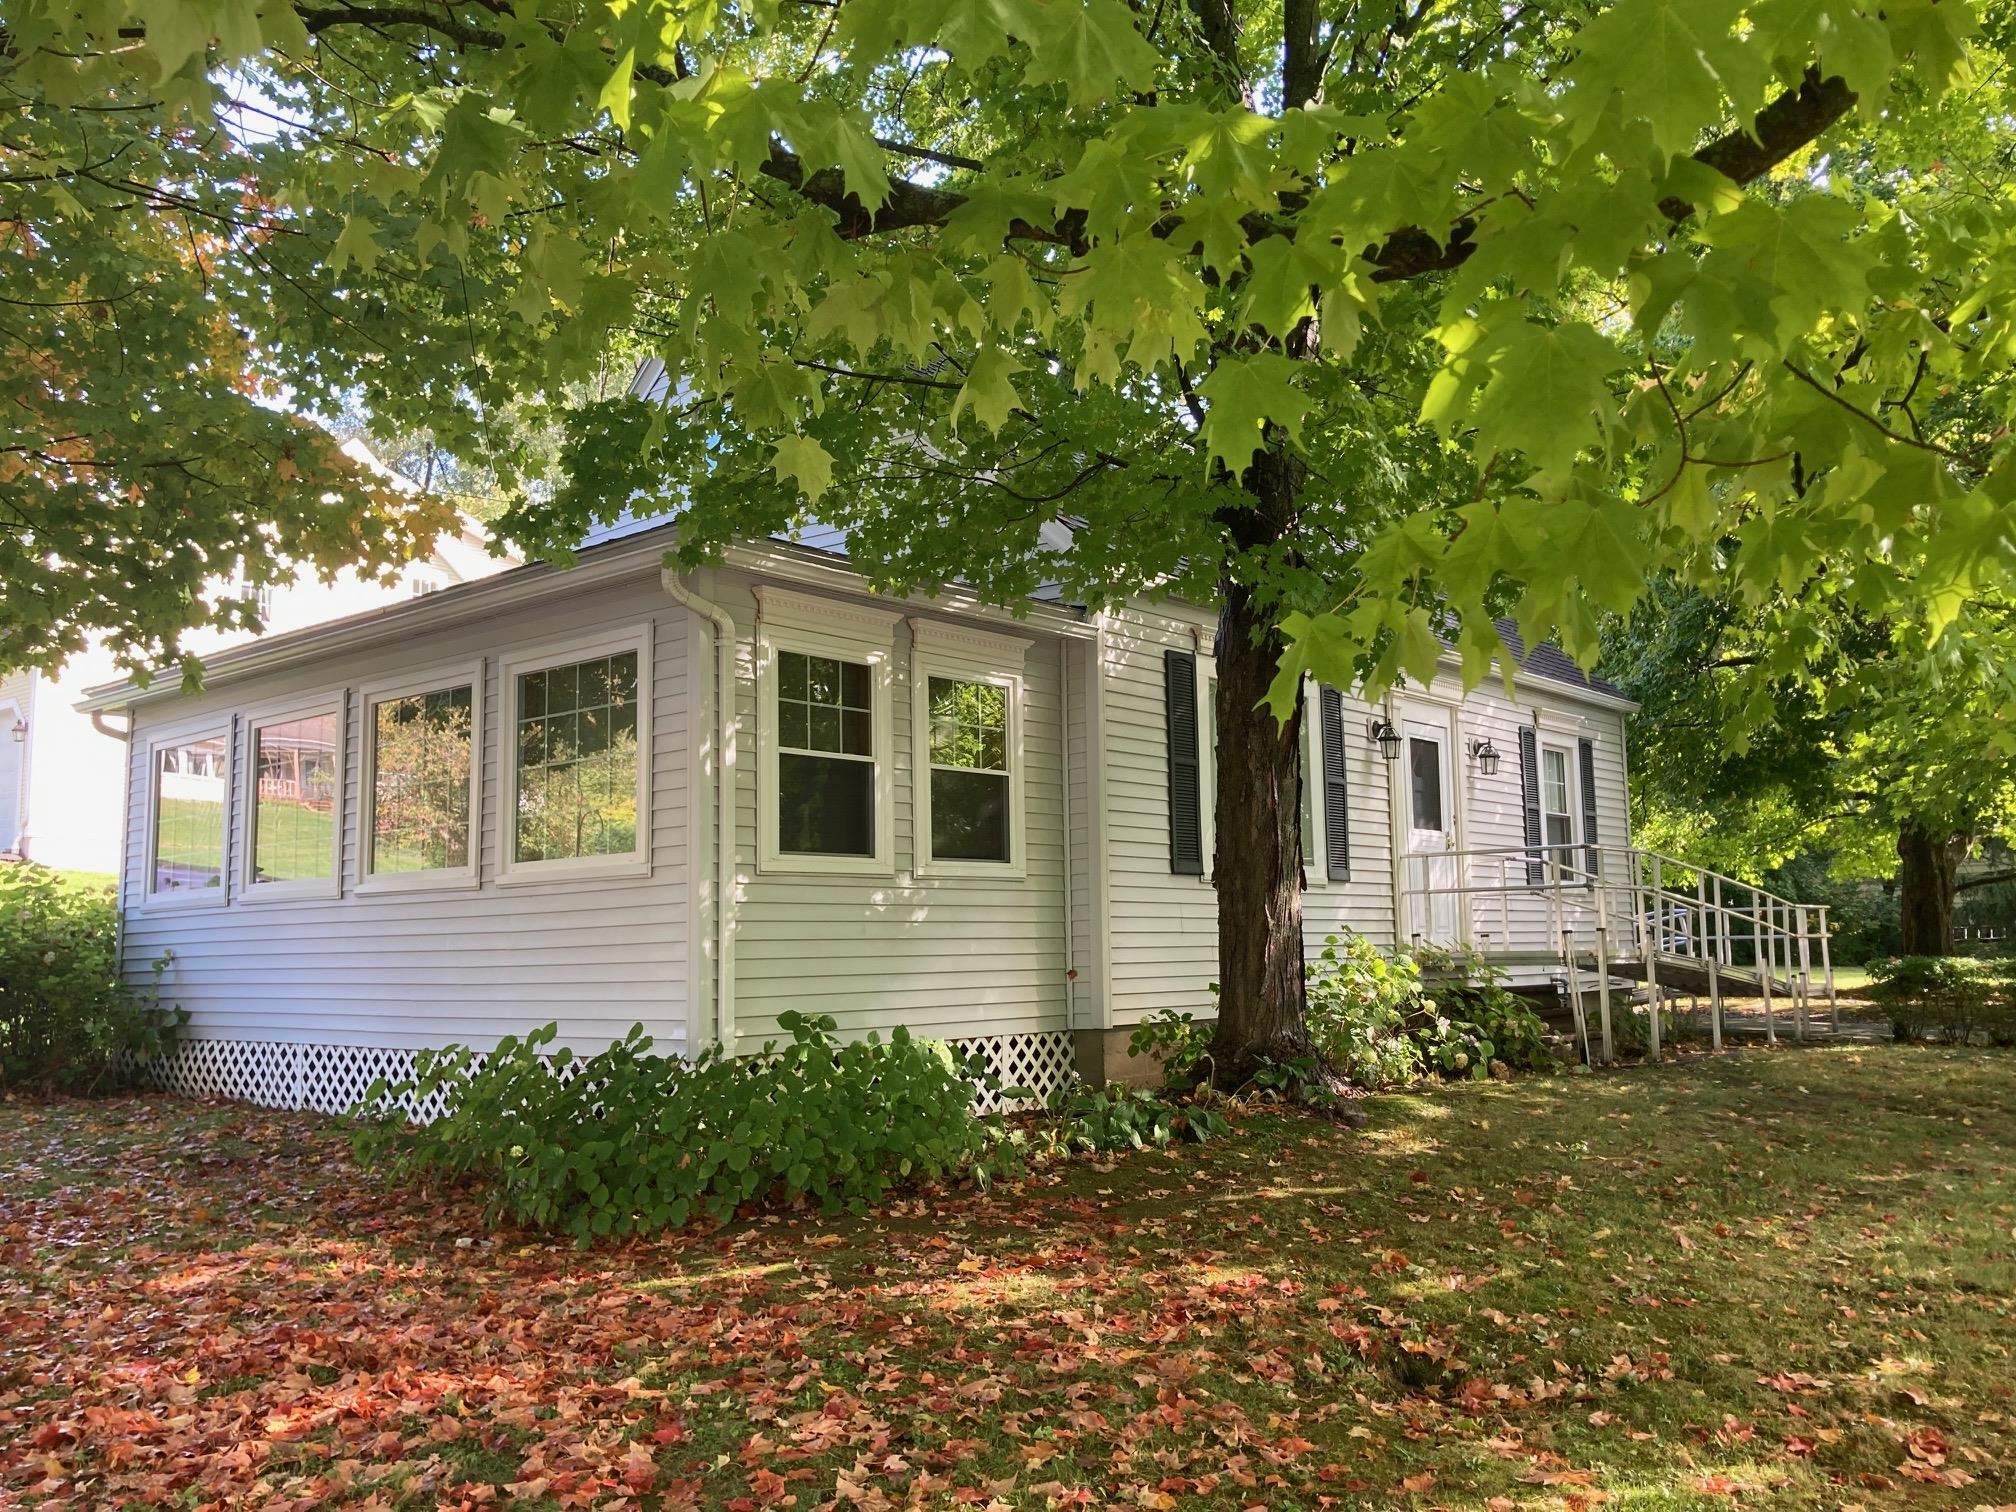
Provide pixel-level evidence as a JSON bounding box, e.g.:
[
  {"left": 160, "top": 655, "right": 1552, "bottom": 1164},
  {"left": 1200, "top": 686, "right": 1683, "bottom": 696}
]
[
  {"left": 756, "top": 586, "right": 900, "bottom": 875},
  {"left": 360, "top": 667, "right": 480, "bottom": 887},
  {"left": 244, "top": 702, "right": 343, "bottom": 898},
  {"left": 149, "top": 731, "right": 229, "bottom": 898},
  {"left": 776, "top": 650, "right": 875, "bottom": 856},
  {"left": 512, "top": 647, "right": 642, "bottom": 867},
  {"left": 1542, "top": 746, "right": 1576, "bottom": 850},
  {"left": 910, "top": 618, "right": 1029, "bottom": 877}
]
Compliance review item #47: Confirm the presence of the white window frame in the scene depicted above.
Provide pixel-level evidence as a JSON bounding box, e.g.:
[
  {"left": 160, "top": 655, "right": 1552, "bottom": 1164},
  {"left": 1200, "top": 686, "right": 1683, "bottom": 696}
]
[
  {"left": 496, "top": 622, "right": 653, "bottom": 886},
  {"left": 910, "top": 618, "right": 1031, "bottom": 880},
  {"left": 756, "top": 586, "right": 900, "bottom": 877},
  {"left": 1540, "top": 740, "right": 1579, "bottom": 853},
  {"left": 240, "top": 692, "right": 347, "bottom": 904},
  {"left": 138, "top": 714, "right": 235, "bottom": 911},
  {"left": 355, "top": 659, "right": 485, "bottom": 895},
  {"left": 1298, "top": 674, "right": 1335, "bottom": 890}
]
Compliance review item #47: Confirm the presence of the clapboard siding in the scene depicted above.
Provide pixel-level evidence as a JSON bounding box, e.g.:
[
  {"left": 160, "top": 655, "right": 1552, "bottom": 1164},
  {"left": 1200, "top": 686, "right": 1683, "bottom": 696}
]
[
  {"left": 702, "top": 568, "right": 1071, "bottom": 1049},
  {"left": 118, "top": 571, "right": 691, "bottom": 1055}
]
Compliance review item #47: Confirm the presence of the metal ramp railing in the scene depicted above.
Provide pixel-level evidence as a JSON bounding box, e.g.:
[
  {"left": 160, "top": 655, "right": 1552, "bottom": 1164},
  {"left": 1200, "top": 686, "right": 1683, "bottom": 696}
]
[{"left": 1400, "top": 843, "right": 1838, "bottom": 1065}]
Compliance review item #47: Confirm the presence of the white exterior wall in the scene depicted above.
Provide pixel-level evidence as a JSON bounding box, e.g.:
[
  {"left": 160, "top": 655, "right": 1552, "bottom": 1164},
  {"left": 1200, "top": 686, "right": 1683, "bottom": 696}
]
[
  {"left": 0, "top": 667, "right": 32, "bottom": 856},
  {"left": 117, "top": 568, "right": 692, "bottom": 1058},
  {"left": 699, "top": 567, "right": 1075, "bottom": 1052},
  {"left": 1094, "top": 599, "right": 1634, "bottom": 1024}
]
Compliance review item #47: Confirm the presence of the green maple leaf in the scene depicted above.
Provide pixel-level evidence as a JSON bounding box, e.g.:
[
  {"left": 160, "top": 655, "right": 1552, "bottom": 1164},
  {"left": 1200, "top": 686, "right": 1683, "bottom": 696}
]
[
  {"left": 1562, "top": 0, "right": 1747, "bottom": 159},
  {"left": 1195, "top": 354, "right": 1310, "bottom": 479},
  {"left": 1018, "top": 0, "right": 1161, "bottom": 108},
  {"left": 1459, "top": 318, "right": 1626, "bottom": 478},
  {"left": 772, "top": 436, "right": 836, "bottom": 501},
  {"left": 1239, "top": 236, "right": 1346, "bottom": 341},
  {"left": 328, "top": 213, "right": 383, "bottom": 275},
  {"left": 951, "top": 346, "right": 1024, "bottom": 433}
]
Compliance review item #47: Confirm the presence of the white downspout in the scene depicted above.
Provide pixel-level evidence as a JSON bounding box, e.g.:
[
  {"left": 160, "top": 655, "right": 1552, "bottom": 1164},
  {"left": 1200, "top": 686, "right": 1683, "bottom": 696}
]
[
  {"left": 1059, "top": 638, "right": 1077, "bottom": 1029},
  {"left": 663, "top": 571, "right": 739, "bottom": 1054}
]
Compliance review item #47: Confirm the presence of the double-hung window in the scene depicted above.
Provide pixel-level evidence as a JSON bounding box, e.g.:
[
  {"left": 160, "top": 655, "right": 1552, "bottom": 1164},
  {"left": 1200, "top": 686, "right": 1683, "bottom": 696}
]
[
  {"left": 243, "top": 697, "right": 345, "bottom": 902},
  {"left": 499, "top": 626, "right": 651, "bottom": 883},
  {"left": 1541, "top": 744, "right": 1577, "bottom": 856},
  {"left": 358, "top": 663, "right": 482, "bottom": 891},
  {"left": 757, "top": 587, "right": 899, "bottom": 875},
  {"left": 911, "top": 620, "right": 1029, "bottom": 876},
  {"left": 146, "top": 724, "right": 232, "bottom": 904}
]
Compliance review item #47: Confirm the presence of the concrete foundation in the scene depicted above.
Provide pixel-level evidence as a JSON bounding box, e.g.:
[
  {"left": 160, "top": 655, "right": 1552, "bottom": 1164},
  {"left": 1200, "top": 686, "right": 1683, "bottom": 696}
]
[{"left": 1071, "top": 1027, "right": 1167, "bottom": 1089}]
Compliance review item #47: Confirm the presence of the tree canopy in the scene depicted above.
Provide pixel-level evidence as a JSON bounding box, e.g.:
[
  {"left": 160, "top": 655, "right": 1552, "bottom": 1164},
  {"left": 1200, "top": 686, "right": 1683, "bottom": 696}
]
[{"left": 4, "top": 0, "right": 2009, "bottom": 684}]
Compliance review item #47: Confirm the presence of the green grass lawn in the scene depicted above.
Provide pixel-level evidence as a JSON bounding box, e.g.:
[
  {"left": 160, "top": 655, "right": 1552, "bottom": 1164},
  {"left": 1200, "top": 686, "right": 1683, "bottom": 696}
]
[{"left": 3, "top": 1045, "right": 2012, "bottom": 1509}]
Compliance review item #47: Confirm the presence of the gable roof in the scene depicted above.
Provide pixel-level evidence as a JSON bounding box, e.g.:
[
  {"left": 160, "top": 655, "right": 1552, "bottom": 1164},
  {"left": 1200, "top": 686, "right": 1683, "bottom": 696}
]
[{"left": 1492, "top": 619, "right": 1627, "bottom": 701}]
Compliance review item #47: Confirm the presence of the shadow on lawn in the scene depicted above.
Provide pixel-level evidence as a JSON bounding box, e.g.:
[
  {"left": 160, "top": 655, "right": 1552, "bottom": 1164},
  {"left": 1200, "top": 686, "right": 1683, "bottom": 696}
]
[{"left": 3, "top": 1044, "right": 2013, "bottom": 1509}]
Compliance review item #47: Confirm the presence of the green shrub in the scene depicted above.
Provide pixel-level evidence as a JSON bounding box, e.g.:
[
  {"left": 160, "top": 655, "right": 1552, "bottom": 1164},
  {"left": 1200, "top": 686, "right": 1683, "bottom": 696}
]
[
  {"left": 1127, "top": 1008, "right": 1213, "bottom": 1087},
  {"left": 1868, "top": 956, "right": 2015, "bottom": 1044},
  {"left": 0, "top": 863, "right": 177, "bottom": 1092},
  {"left": 1033, "top": 1082, "right": 1231, "bottom": 1154},
  {"left": 351, "top": 1013, "right": 1015, "bottom": 1240},
  {"left": 1306, "top": 933, "right": 1426, "bottom": 1088}
]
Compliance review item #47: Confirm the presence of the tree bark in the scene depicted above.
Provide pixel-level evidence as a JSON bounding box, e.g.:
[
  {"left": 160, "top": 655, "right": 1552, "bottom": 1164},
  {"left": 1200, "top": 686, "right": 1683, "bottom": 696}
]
[
  {"left": 1206, "top": 448, "right": 1319, "bottom": 1088},
  {"left": 1897, "top": 818, "right": 1967, "bottom": 956}
]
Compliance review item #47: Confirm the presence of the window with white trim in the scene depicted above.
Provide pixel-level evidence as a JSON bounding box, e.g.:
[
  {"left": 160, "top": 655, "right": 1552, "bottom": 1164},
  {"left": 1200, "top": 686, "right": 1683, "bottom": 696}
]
[
  {"left": 243, "top": 700, "right": 344, "bottom": 898},
  {"left": 361, "top": 667, "right": 480, "bottom": 885},
  {"left": 1541, "top": 745, "right": 1576, "bottom": 849},
  {"left": 497, "top": 626, "right": 651, "bottom": 882},
  {"left": 756, "top": 588, "right": 900, "bottom": 875},
  {"left": 910, "top": 618, "right": 1029, "bottom": 876},
  {"left": 515, "top": 651, "right": 640, "bottom": 863},
  {"left": 149, "top": 730, "right": 230, "bottom": 898}
]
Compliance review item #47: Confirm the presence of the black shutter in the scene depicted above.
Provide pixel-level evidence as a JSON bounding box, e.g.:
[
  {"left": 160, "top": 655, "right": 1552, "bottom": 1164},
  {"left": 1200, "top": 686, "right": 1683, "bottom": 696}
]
[
  {"left": 1320, "top": 686, "right": 1350, "bottom": 882},
  {"left": 1518, "top": 724, "right": 1544, "bottom": 884},
  {"left": 1578, "top": 735, "right": 1600, "bottom": 883},
  {"left": 1164, "top": 649, "right": 1203, "bottom": 875}
]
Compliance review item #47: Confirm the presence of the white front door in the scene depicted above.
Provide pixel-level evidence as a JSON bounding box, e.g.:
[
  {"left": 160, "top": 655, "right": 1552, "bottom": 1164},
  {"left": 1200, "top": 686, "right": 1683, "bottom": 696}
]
[{"left": 1401, "top": 711, "right": 1459, "bottom": 945}]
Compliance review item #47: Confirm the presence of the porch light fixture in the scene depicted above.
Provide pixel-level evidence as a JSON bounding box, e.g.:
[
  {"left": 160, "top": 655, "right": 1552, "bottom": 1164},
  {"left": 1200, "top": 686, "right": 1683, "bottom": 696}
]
[
  {"left": 1366, "top": 717, "right": 1402, "bottom": 761},
  {"left": 9, "top": 717, "right": 24, "bottom": 744},
  {"left": 1467, "top": 736, "right": 1501, "bottom": 776}
]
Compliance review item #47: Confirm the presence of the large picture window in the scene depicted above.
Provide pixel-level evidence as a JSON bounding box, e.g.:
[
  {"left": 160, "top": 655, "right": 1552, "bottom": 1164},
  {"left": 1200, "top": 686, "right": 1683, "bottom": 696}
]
[
  {"left": 513, "top": 648, "right": 641, "bottom": 865},
  {"left": 250, "top": 712, "right": 341, "bottom": 885},
  {"left": 776, "top": 649, "right": 875, "bottom": 856},
  {"left": 925, "top": 676, "right": 1010, "bottom": 863},
  {"left": 149, "top": 731, "right": 229, "bottom": 898},
  {"left": 362, "top": 672, "right": 479, "bottom": 886}
]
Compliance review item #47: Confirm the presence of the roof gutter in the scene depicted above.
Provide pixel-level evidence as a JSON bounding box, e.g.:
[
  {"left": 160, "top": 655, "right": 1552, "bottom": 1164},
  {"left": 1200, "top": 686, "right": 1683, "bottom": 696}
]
[{"left": 662, "top": 570, "right": 739, "bottom": 1055}]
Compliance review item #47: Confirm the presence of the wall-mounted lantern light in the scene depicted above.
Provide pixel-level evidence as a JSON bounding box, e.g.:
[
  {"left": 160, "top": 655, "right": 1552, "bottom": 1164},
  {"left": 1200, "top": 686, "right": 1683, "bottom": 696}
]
[
  {"left": 1467, "top": 736, "right": 1501, "bottom": 776},
  {"left": 9, "top": 718, "right": 25, "bottom": 745},
  {"left": 1366, "top": 717, "right": 1402, "bottom": 761}
]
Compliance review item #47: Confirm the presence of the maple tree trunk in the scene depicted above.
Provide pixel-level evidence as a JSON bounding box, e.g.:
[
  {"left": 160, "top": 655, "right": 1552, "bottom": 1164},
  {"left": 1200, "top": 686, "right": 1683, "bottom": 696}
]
[
  {"left": 1206, "top": 448, "right": 1319, "bottom": 1090},
  {"left": 1897, "top": 818, "right": 1967, "bottom": 957}
]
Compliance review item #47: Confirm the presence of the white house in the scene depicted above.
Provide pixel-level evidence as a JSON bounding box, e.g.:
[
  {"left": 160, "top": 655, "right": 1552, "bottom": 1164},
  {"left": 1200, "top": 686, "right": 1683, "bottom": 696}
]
[
  {"left": 77, "top": 510, "right": 1644, "bottom": 1110},
  {"left": 2, "top": 448, "right": 508, "bottom": 877}
]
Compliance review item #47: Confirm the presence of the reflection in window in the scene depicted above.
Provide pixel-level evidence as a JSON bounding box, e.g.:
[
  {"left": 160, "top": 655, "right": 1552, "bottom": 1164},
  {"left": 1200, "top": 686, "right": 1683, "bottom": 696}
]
[
  {"left": 251, "top": 713, "right": 340, "bottom": 883},
  {"left": 776, "top": 649, "right": 874, "bottom": 856},
  {"left": 152, "top": 735, "right": 228, "bottom": 893},
  {"left": 1542, "top": 747, "right": 1575, "bottom": 849},
  {"left": 515, "top": 650, "right": 640, "bottom": 863},
  {"left": 371, "top": 685, "right": 474, "bottom": 874},
  {"left": 927, "top": 677, "right": 1010, "bottom": 863},
  {"left": 1409, "top": 736, "right": 1443, "bottom": 832}
]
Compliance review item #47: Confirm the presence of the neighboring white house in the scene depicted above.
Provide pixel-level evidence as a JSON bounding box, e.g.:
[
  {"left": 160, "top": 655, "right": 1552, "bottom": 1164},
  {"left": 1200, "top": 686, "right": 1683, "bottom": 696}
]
[
  {"left": 77, "top": 511, "right": 1639, "bottom": 1110},
  {"left": 3, "top": 446, "right": 510, "bottom": 876}
]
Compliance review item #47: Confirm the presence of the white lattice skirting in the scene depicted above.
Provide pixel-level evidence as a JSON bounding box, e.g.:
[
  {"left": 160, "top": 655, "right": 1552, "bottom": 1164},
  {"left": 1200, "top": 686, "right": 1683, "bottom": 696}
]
[{"left": 135, "top": 1030, "right": 1078, "bottom": 1122}]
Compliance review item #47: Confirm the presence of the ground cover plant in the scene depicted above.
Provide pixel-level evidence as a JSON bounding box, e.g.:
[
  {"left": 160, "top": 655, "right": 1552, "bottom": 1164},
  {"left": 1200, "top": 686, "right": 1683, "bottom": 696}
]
[{"left": 4, "top": 1043, "right": 2012, "bottom": 1508}]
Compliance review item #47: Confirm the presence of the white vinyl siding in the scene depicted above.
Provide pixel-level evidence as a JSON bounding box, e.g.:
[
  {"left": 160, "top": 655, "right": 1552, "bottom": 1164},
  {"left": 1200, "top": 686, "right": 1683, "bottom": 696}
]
[
  {"left": 117, "top": 571, "right": 691, "bottom": 1055},
  {"left": 705, "top": 569, "right": 1070, "bottom": 1050}
]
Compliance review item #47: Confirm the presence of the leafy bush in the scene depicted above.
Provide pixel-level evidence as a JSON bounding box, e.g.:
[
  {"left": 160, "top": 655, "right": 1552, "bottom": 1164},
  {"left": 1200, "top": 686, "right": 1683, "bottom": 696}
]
[
  {"left": 1127, "top": 1008, "right": 1213, "bottom": 1087},
  {"left": 352, "top": 1012, "right": 1013, "bottom": 1240},
  {"left": 1032, "top": 1082, "right": 1230, "bottom": 1154},
  {"left": 0, "top": 863, "right": 177, "bottom": 1092},
  {"left": 1868, "top": 956, "right": 2016, "bottom": 1045},
  {"left": 1305, "top": 933, "right": 1425, "bottom": 1088}
]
